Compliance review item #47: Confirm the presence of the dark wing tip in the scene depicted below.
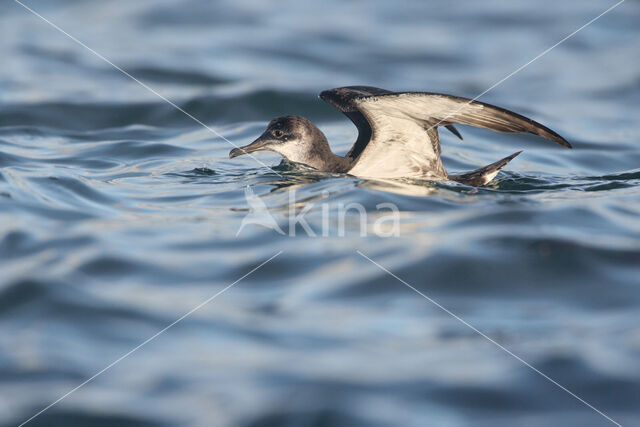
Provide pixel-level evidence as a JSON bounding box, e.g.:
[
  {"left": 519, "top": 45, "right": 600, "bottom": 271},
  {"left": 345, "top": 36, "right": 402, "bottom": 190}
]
[
  {"left": 488, "top": 103, "right": 572, "bottom": 149},
  {"left": 554, "top": 134, "right": 572, "bottom": 149},
  {"left": 319, "top": 86, "right": 393, "bottom": 112},
  {"left": 485, "top": 100, "right": 572, "bottom": 149},
  {"left": 436, "top": 95, "right": 572, "bottom": 149},
  {"left": 319, "top": 90, "right": 331, "bottom": 101},
  {"left": 319, "top": 88, "right": 356, "bottom": 112},
  {"left": 445, "top": 124, "right": 463, "bottom": 140},
  {"left": 533, "top": 122, "right": 571, "bottom": 148},
  {"left": 509, "top": 150, "right": 523, "bottom": 160}
]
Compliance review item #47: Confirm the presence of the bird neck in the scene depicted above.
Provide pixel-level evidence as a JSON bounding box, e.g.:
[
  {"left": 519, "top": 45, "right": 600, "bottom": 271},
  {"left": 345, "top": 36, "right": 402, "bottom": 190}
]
[
  {"left": 307, "top": 150, "right": 352, "bottom": 173},
  {"left": 302, "top": 129, "right": 352, "bottom": 173}
]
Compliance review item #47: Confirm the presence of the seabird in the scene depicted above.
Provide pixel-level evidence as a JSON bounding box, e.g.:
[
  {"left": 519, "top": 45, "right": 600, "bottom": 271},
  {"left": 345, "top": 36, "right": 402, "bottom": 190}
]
[{"left": 229, "top": 86, "right": 570, "bottom": 186}]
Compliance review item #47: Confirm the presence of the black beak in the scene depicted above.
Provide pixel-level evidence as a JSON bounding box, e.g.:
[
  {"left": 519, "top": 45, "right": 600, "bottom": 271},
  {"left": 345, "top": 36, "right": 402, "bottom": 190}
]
[{"left": 229, "top": 135, "right": 272, "bottom": 159}]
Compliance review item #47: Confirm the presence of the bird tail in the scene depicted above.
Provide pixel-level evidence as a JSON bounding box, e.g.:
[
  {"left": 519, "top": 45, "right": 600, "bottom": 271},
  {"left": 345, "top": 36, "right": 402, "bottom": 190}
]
[{"left": 448, "top": 151, "right": 522, "bottom": 186}]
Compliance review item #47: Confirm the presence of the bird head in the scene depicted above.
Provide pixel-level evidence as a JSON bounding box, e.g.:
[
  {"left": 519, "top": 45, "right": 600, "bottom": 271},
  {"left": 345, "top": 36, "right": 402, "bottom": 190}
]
[{"left": 229, "top": 115, "right": 328, "bottom": 166}]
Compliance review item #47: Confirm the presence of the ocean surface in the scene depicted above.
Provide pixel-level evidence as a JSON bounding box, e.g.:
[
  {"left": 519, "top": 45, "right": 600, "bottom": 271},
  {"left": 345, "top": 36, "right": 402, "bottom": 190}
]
[{"left": 1, "top": 1, "right": 639, "bottom": 426}]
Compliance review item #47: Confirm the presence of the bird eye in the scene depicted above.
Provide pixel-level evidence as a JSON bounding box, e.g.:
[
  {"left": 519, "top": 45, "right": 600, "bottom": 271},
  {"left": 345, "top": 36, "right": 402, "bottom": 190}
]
[{"left": 274, "top": 129, "right": 284, "bottom": 138}]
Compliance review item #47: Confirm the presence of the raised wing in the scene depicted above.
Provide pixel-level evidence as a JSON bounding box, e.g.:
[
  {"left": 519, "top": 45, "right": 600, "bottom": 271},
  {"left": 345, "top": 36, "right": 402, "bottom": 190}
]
[
  {"left": 345, "top": 102, "right": 449, "bottom": 178},
  {"left": 356, "top": 92, "right": 571, "bottom": 148},
  {"left": 320, "top": 87, "right": 570, "bottom": 179},
  {"left": 320, "top": 86, "right": 463, "bottom": 161}
]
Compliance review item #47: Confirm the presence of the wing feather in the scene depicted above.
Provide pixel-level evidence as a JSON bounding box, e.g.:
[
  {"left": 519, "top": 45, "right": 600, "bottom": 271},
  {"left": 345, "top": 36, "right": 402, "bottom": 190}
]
[
  {"left": 320, "top": 87, "right": 465, "bottom": 161},
  {"left": 318, "top": 87, "right": 570, "bottom": 180},
  {"left": 356, "top": 92, "right": 571, "bottom": 148}
]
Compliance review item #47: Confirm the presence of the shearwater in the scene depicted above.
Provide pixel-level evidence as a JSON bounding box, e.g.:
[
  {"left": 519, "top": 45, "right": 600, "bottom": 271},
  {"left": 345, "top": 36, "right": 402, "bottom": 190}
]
[{"left": 230, "top": 86, "right": 570, "bottom": 186}]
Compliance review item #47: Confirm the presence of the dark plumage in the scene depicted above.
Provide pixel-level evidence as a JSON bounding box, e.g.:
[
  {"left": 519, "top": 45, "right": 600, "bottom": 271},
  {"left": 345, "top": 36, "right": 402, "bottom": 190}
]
[{"left": 229, "top": 86, "right": 571, "bottom": 186}]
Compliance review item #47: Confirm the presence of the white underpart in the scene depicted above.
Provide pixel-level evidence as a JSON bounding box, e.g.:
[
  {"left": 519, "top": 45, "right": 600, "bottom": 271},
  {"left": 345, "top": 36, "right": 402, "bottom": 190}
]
[
  {"left": 270, "top": 138, "right": 306, "bottom": 162},
  {"left": 347, "top": 98, "right": 469, "bottom": 179},
  {"left": 347, "top": 116, "right": 432, "bottom": 178}
]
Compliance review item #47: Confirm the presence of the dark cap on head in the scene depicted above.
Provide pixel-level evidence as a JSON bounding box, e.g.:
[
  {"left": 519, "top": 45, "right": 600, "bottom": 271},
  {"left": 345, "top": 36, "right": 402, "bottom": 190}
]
[{"left": 229, "top": 115, "right": 349, "bottom": 172}]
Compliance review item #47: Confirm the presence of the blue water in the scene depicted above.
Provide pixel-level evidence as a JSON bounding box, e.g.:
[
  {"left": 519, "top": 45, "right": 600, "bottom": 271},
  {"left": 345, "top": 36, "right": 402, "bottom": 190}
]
[{"left": 1, "top": 1, "right": 639, "bottom": 426}]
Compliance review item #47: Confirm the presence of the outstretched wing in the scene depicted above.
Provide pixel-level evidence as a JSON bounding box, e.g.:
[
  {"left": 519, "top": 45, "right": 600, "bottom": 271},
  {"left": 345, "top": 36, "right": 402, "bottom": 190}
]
[
  {"left": 322, "top": 88, "right": 569, "bottom": 178},
  {"left": 320, "top": 86, "right": 463, "bottom": 162},
  {"left": 357, "top": 92, "right": 571, "bottom": 147}
]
